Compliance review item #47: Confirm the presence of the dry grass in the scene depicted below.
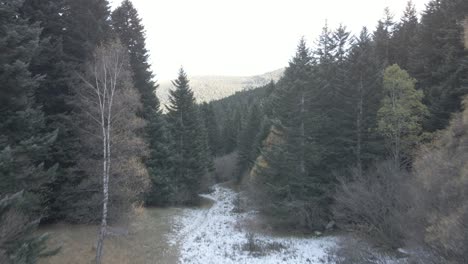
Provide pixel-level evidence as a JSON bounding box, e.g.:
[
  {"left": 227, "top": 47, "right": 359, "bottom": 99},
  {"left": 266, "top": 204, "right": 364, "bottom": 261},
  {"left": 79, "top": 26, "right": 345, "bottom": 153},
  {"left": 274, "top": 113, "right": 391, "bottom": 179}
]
[{"left": 37, "top": 207, "right": 181, "bottom": 264}]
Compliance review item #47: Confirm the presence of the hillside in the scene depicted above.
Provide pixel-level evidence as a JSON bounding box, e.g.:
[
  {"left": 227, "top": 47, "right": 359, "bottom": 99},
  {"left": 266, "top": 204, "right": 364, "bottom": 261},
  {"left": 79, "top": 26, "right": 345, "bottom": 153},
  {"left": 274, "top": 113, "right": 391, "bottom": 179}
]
[{"left": 157, "top": 68, "right": 284, "bottom": 105}]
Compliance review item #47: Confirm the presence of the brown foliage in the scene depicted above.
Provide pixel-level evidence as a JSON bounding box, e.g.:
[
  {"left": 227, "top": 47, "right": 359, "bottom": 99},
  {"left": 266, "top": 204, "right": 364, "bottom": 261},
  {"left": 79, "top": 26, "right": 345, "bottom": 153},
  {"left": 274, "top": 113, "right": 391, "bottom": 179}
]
[
  {"left": 334, "top": 98, "right": 468, "bottom": 263},
  {"left": 71, "top": 41, "right": 150, "bottom": 223},
  {"left": 333, "top": 162, "right": 410, "bottom": 249},
  {"left": 410, "top": 97, "right": 468, "bottom": 263}
]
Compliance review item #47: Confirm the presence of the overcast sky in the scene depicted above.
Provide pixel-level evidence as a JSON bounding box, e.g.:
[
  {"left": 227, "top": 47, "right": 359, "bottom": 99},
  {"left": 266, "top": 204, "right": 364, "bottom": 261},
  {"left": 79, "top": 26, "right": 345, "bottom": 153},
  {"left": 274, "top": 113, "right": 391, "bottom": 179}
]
[{"left": 109, "top": 0, "right": 430, "bottom": 81}]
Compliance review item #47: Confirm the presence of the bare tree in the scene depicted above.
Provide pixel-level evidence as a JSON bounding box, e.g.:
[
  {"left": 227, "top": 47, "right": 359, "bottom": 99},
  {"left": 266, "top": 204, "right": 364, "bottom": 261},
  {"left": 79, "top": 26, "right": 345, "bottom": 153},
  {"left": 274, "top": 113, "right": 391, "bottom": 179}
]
[{"left": 77, "top": 41, "right": 149, "bottom": 264}]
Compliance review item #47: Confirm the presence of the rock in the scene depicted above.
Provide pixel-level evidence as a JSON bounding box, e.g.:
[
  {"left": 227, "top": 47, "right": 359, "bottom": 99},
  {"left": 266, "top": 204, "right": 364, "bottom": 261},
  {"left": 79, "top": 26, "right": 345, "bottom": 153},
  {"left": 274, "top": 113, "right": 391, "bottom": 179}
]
[
  {"left": 325, "top": 221, "right": 336, "bottom": 230},
  {"left": 397, "top": 248, "right": 410, "bottom": 256}
]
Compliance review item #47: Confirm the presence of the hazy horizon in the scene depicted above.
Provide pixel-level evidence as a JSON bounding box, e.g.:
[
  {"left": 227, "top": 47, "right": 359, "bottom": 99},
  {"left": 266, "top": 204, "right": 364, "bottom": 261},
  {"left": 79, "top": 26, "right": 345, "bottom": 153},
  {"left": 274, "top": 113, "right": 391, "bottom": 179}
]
[{"left": 109, "top": 0, "right": 430, "bottom": 81}]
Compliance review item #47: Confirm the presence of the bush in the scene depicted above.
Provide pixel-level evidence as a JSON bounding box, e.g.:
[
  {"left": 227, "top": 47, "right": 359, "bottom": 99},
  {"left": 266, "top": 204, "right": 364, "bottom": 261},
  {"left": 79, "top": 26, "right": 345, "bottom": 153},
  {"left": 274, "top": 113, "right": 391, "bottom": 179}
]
[
  {"left": 334, "top": 98, "right": 468, "bottom": 263},
  {"left": 408, "top": 98, "right": 468, "bottom": 263},
  {"left": 327, "top": 236, "right": 401, "bottom": 264},
  {"left": 333, "top": 161, "right": 410, "bottom": 249}
]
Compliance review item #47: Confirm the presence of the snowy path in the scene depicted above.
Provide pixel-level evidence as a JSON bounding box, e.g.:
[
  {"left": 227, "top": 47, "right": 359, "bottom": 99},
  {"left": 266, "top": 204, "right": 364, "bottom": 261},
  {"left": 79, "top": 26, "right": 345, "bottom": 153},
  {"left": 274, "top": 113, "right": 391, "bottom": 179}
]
[{"left": 168, "top": 185, "right": 336, "bottom": 264}]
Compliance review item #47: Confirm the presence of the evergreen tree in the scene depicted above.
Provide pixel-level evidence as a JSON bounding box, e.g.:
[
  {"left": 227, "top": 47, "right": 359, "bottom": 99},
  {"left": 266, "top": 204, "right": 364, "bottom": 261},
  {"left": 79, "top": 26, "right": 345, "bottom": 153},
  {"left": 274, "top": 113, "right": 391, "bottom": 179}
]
[
  {"left": 166, "top": 68, "right": 209, "bottom": 204},
  {"left": 221, "top": 109, "right": 242, "bottom": 154},
  {"left": 373, "top": 8, "right": 396, "bottom": 67},
  {"left": 112, "top": 0, "right": 159, "bottom": 118},
  {"left": 410, "top": 0, "right": 468, "bottom": 131},
  {"left": 62, "top": 0, "right": 112, "bottom": 64},
  {"left": 346, "top": 27, "right": 385, "bottom": 174},
  {"left": 237, "top": 104, "right": 262, "bottom": 179},
  {"left": 0, "top": 0, "right": 57, "bottom": 211},
  {"left": 144, "top": 109, "right": 175, "bottom": 206},
  {"left": 253, "top": 39, "right": 330, "bottom": 230},
  {"left": 392, "top": 1, "right": 419, "bottom": 72},
  {"left": 53, "top": 0, "right": 113, "bottom": 223},
  {"left": 111, "top": 0, "right": 175, "bottom": 206},
  {"left": 20, "top": 0, "right": 82, "bottom": 222},
  {"left": 0, "top": 0, "right": 58, "bottom": 260},
  {"left": 200, "top": 103, "right": 221, "bottom": 156},
  {"left": 316, "top": 25, "right": 355, "bottom": 174},
  {"left": 18, "top": 0, "right": 114, "bottom": 223}
]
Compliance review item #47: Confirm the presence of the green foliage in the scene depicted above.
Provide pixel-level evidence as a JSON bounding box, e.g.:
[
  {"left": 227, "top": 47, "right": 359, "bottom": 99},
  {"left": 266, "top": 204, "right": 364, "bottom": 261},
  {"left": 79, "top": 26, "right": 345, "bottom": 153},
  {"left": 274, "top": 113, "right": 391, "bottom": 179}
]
[
  {"left": 166, "top": 69, "right": 210, "bottom": 204},
  {"left": 112, "top": 0, "right": 159, "bottom": 117},
  {"left": 20, "top": 0, "right": 81, "bottom": 222},
  {"left": 377, "top": 64, "right": 428, "bottom": 163},
  {"left": 411, "top": 0, "right": 468, "bottom": 131},
  {"left": 211, "top": 83, "right": 271, "bottom": 155},
  {"left": 0, "top": 0, "right": 58, "bottom": 214},
  {"left": 112, "top": 1, "right": 174, "bottom": 206},
  {"left": 237, "top": 104, "right": 262, "bottom": 179},
  {"left": 200, "top": 103, "right": 221, "bottom": 156},
  {"left": 392, "top": 1, "right": 419, "bottom": 72},
  {"left": 346, "top": 27, "right": 386, "bottom": 172},
  {"left": 62, "top": 0, "right": 112, "bottom": 64},
  {"left": 250, "top": 39, "right": 331, "bottom": 230}
]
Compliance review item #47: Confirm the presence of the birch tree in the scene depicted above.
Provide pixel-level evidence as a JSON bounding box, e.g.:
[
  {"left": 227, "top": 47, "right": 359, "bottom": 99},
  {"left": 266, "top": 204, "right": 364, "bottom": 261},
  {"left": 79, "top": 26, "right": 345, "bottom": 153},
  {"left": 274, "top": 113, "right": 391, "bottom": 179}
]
[
  {"left": 76, "top": 41, "right": 149, "bottom": 264},
  {"left": 377, "top": 64, "right": 427, "bottom": 166}
]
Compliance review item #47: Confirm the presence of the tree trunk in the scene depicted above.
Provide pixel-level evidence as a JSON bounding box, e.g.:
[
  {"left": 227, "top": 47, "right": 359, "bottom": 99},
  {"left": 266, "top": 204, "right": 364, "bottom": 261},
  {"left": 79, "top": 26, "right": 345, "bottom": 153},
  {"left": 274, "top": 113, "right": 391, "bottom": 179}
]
[
  {"left": 299, "top": 92, "right": 305, "bottom": 175},
  {"left": 356, "top": 74, "right": 363, "bottom": 176},
  {"left": 96, "top": 118, "right": 108, "bottom": 264}
]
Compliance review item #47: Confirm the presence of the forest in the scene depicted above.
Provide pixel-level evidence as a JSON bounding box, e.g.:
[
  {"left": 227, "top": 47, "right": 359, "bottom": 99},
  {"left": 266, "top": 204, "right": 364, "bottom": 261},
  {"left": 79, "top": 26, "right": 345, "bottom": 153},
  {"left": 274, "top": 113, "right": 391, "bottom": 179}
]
[{"left": 1, "top": 0, "right": 467, "bottom": 263}]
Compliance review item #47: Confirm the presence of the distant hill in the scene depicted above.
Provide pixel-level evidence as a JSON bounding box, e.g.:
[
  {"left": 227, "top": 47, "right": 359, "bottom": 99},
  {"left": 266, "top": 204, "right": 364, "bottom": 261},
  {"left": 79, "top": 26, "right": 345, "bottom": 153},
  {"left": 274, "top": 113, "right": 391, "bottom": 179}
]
[{"left": 157, "top": 68, "right": 284, "bottom": 106}]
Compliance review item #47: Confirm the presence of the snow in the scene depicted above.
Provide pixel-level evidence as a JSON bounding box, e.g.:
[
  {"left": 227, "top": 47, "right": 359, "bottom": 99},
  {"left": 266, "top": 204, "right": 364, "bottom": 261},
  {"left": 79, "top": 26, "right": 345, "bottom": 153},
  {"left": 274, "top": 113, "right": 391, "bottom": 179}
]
[{"left": 168, "top": 185, "right": 337, "bottom": 264}]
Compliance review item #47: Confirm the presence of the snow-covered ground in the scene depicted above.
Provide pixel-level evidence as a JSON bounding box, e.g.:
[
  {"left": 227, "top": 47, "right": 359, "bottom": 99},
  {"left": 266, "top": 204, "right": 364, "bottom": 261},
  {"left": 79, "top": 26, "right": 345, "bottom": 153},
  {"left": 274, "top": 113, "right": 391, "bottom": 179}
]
[{"left": 168, "top": 185, "right": 337, "bottom": 264}]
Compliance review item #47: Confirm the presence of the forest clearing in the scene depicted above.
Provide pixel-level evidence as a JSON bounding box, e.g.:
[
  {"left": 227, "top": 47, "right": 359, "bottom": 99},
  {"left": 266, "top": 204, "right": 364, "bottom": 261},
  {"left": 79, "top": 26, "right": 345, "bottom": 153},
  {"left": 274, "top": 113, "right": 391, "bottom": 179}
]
[{"left": 2, "top": 0, "right": 467, "bottom": 263}]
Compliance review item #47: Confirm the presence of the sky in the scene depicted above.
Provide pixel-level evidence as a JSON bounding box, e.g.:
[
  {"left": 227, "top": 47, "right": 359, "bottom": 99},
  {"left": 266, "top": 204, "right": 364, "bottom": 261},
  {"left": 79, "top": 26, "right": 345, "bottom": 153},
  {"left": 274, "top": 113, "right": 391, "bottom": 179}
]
[{"left": 109, "top": 0, "right": 430, "bottom": 81}]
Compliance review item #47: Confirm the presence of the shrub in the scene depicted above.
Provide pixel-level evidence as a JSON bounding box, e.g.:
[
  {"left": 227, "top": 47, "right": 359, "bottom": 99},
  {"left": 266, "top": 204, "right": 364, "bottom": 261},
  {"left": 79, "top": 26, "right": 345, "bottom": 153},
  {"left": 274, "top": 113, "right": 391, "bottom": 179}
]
[
  {"left": 333, "top": 161, "right": 410, "bottom": 249},
  {"left": 409, "top": 98, "right": 468, "bottom": 263},
  {"left": 327, "top": 237, "right": 401, "bottom": 264}
]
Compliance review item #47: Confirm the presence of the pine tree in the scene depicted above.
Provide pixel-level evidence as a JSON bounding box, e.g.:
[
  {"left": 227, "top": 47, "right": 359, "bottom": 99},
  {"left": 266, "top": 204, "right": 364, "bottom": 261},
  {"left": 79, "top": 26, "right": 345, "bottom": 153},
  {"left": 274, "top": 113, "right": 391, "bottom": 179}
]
[
  {"left": 200, "top": 103, "right": 221, "bottom": 156},
  {"left": 392, "top": 1, "right": 419, "bottom": 72},
  {"left": 253, "top": 39, "right": 329, "bottom": 230},
  {"left": 62, "top": 0, "right": 112, "bottom": 64},
  {"left": 50, "top": 0, "right": 114, "bottom": 223},
  {"left": 17, "top": 0, "right": 114, "bottom": 223},
  {"left": 222, "top": 109, "right": 242, "bottom": 154},
  {"left": 166, "top": 68, "right": 209, "bottom": 204},
  {"left": 318, "top": 25, "right": 355, "bottom": 174},
  {"left": 373, "top": 8, "right": 396, "bottom": 67},
  {"left": 346, "top": 27, "right": 385, "bottom": 174},
  {"left": 111, "top": 0, "right": 175, "bottom": 206},
  {"left": 144, "top": 110, "right": 175, "bottom": 206},
  {"left": 0, "top": 0, "right": 57, "bottom": 261},
  {"left": 112, "top": 0, "right": 159, "bottom": 118},
  {"left": 410, "top": 0, "right": 468, "bottom": 131},
  {"left": 0, "top": 0, "right": 57, "bottom": 209},
  {"left": 20, "top": 0, "right": 82, "bottom": 222},
  {"left": 237, "top": 104, "right": 262, "bottom": 179}
]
